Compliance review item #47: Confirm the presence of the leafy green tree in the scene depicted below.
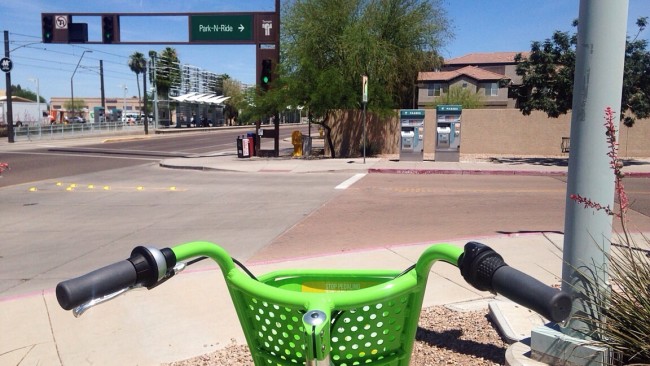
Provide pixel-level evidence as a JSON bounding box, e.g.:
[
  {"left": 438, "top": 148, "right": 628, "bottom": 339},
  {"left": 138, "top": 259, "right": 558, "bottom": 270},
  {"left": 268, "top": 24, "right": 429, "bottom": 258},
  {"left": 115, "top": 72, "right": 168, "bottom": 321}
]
[
  {"left": 155, "top": 47, "right": 181, "bottom": 98},
  {"left": 63, "top": 99, "right": 85, "bottom": 115},
  {"left": 222, "top": 76, "right": 245, "bottom": 125},
  {"left": 149, "top": 48, "right": 181, "bottom": 124},
  {"left": 430, "top": 85, "right": 484, "bottom": 109},
  {"left": 514, "top": 17, "right": 649, "bottom": 126},
  {"left": 255, "top": 0, "right": 450, "bottom": 157},
  {"left": 10, "top": 85, "right": 46, "bottom": 103}
]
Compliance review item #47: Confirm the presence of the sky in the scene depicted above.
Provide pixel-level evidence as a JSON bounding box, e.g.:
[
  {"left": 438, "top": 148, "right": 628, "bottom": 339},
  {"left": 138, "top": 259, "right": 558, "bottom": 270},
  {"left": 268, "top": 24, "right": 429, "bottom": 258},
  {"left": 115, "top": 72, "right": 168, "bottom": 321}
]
[{"left": 0, "top": 0, "right": 647, "bottom": 103}]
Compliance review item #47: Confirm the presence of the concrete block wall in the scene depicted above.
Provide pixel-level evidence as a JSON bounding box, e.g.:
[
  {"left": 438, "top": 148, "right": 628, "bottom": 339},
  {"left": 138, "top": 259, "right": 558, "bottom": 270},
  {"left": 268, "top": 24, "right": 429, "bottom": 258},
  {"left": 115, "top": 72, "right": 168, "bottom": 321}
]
[{"left": 323, "top": 109, "right": 650, "bottom": 159}]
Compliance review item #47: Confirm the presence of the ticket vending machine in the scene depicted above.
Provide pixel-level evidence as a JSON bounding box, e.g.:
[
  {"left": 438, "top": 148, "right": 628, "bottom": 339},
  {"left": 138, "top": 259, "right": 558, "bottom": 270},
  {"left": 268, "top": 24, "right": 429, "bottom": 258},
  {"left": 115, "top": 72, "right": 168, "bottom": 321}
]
[
  {"left": 399, "top": 109, "right": 425, "bottom": 161},
  {"left": 435, "top": 105, "right": 462, "bottom": 161}
]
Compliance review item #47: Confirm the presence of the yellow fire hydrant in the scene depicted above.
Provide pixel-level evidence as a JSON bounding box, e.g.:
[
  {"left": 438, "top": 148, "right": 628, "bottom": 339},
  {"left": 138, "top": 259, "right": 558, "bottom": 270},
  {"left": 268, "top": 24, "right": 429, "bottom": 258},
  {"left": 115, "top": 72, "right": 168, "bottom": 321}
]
[{"left": 291, "top": 130, "right": 303, "bottom": 157}]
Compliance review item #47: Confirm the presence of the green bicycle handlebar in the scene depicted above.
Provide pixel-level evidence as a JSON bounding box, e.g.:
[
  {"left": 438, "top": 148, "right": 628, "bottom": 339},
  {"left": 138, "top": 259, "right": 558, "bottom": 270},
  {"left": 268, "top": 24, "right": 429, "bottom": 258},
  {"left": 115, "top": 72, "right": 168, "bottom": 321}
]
[
  {"left": 56, "top": 241, "right": 571, "bottom": 323},
  {"left": 55, "top": 241, "right": 571, "bottom": 365}
]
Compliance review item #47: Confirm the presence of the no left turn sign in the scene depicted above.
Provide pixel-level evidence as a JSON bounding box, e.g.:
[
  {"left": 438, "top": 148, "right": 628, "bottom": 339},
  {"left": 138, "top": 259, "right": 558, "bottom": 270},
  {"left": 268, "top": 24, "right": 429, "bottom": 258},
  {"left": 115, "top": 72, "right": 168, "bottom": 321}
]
[{"left": 55, "top": 15, "right": 68, "bottom": 29}]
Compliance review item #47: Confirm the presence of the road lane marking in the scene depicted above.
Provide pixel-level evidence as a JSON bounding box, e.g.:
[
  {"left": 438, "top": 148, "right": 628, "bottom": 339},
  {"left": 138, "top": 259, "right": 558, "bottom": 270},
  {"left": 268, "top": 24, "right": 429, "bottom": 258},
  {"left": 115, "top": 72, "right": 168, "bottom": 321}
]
[{"left": 336, "top": 173, "right": 366, "bottom": 190}]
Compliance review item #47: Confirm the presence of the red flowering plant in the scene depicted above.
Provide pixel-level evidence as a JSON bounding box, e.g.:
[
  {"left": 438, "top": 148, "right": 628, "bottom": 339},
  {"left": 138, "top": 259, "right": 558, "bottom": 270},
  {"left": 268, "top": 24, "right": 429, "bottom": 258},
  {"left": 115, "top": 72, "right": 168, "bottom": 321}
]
[
  {"left": 0, "top": 162, "right": 8, "bottom": 175},
  {"left": 570, "top": 107, "right": 650, "bottom": 365}
]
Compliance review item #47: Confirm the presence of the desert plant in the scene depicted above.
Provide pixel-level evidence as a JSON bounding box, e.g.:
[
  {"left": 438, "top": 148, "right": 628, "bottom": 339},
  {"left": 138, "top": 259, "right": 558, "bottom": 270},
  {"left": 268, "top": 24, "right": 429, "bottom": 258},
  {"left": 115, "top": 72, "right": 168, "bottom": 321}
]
[
  {"left": 570, "top": 107, "right": 650, "bottom": 364},
  {"left": 430, "top": 85, "right": 485, "bottom": 109}
]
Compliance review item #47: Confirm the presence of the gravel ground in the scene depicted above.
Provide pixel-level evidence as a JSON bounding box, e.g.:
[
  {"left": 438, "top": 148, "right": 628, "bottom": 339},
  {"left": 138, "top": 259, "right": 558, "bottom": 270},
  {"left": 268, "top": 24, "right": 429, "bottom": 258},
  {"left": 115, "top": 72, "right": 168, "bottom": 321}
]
[{"left": 164, "top": 306, "right": 507, "bottom": 366}]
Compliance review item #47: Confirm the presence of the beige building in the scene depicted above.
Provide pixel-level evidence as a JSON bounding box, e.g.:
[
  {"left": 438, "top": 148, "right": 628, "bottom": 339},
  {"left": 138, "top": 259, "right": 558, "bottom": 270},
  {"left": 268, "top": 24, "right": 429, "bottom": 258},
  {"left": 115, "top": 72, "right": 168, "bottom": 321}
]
[
  {"left": 49, "top": 96, "right": 145, "bottom": 122},
  {"left": 417, "top": 52, "right": 528, "bottom": 109}
]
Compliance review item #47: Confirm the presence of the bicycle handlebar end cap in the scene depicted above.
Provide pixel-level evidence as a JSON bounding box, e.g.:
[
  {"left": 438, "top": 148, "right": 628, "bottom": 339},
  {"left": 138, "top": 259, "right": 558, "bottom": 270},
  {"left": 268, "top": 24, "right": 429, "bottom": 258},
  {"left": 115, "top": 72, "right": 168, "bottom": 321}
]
[
  {"left": 548, "top": 290, "right": 573, "bottom": 323},
  {"left": 56, "top": 282, "right": 76, "bottom": 310}
]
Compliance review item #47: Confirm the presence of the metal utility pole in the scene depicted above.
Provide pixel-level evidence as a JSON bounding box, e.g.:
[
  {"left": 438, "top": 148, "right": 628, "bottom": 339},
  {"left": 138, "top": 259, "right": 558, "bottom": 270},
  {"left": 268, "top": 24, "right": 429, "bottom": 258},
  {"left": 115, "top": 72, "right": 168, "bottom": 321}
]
[
  {"left": 100, "top": 60, "right": 105, "bottom": 122},
  {"left": 362, "top": 75, "right": 368, "bottom": 164},
  {"left": 151, "top": 56, "right": 159, "bottom": 128},
  {"left": 142, "top": 62, "right": 149, "bottom": 135},
  {"left": 28, "top": 77, "right": 40, "bottom": 124},
  {"left": 70, "top": 50, "right": 92, "bottom": 120},
  {"left": 561, "top": 0, "right": 628, "bottom": 337},
  {"left": 4, "top": 31, "right": 14, "bottom": 143}
]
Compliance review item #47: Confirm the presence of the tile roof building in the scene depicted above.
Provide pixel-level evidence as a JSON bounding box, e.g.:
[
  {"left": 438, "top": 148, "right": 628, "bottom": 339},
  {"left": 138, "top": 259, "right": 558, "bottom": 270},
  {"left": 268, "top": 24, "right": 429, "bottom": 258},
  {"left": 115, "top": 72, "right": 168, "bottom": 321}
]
[{"left": 417, "top": 52, "right": 529, "bottom": 109}]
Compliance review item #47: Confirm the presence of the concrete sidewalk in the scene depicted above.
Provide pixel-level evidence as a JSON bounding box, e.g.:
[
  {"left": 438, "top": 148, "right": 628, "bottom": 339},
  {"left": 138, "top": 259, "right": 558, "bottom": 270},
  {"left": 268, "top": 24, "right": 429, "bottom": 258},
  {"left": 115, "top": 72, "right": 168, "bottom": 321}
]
[
  {"left": 1, "top": 233, "right": 566, "bottom": 366},
  {"left": 159, "top": 149, "right": 650, "bottom": 177}
]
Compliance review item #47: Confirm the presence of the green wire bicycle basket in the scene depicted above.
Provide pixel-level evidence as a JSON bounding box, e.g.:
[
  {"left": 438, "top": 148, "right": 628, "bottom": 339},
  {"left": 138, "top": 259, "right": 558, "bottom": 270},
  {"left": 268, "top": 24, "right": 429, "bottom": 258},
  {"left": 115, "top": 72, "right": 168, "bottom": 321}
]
[{"left": 172, "top": 241, "right": 463, "bottom": 366}]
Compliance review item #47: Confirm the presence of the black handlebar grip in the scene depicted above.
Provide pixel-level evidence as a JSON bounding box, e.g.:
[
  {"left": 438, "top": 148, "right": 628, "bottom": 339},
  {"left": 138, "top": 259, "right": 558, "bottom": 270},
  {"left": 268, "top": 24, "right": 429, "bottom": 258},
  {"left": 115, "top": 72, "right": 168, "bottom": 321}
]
[
  {"left": 459, "top": 241, "right": 572, "bottom": 323},
  {"left": 56, "top": 260, "right": 137, "bottom": 310},
  {"left": 491, "top": 265, "right": 571, "bottom": 323}
]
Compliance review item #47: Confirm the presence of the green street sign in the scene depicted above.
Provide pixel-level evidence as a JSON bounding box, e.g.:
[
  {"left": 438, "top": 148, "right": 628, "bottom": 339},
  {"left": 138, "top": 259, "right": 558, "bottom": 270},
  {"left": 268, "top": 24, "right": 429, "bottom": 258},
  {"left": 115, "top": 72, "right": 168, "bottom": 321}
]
[{"left": 190, "top": 14, "right": 253, "bottom": 42}]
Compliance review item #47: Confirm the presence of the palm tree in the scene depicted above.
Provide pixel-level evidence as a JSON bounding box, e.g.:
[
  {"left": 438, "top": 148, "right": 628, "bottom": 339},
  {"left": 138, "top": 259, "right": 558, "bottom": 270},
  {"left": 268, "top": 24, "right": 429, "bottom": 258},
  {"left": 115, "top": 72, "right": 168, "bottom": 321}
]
[
  {"left": 146, "top": 48, "right": 181, "bottom": 127},
  {"left": 128, "top": 51, "right": 147, "bottom": 119}
]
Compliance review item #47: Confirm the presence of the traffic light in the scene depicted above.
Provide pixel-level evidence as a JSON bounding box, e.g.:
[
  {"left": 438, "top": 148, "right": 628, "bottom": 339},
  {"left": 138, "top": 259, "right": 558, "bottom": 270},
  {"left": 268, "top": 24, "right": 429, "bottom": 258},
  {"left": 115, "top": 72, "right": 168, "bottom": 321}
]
[
  {"left": 261, "top": 59, "right": 273, "bottom": 90},
  {"left": 42, "top": 15, "right": 54, "bottom": 43},
  {"left": 101, "top": 15, "right": 119, "bottom": 43}
]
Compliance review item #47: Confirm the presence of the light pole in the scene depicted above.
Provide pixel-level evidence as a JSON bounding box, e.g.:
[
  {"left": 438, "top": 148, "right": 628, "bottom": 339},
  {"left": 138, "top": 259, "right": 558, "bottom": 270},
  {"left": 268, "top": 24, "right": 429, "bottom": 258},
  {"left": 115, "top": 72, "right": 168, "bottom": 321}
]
[
  {"left": 121, "top": 84, "right": 128, "bottom": 120},
  {"left": 28, "top": 77, "right": 41, "bottom": 124},
  {"left": 70, "top": 50, "right": 92, "bottom": 121}
]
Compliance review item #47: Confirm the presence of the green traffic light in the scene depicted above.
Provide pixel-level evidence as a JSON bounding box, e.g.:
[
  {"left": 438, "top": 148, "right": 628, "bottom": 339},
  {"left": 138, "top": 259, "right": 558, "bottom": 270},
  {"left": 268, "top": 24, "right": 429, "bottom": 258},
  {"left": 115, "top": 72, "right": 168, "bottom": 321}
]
[{"left": 262, "top": 76, "right": 269, "bottom": 84}]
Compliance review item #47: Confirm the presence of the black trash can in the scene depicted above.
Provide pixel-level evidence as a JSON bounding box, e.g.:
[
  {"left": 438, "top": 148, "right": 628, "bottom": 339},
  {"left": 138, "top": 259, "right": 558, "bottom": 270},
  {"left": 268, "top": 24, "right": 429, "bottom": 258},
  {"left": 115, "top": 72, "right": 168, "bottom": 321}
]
[{"left": 236, "top": 136, "right": 250, "bottom": 158}]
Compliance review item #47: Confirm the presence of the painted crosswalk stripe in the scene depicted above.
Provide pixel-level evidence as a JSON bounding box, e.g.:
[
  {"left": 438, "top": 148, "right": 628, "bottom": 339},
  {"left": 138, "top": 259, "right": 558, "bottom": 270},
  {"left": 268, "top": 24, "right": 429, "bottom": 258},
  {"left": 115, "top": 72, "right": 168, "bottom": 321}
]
[{"left": 335, "top": 173, "right": 366, "bottom": 190}]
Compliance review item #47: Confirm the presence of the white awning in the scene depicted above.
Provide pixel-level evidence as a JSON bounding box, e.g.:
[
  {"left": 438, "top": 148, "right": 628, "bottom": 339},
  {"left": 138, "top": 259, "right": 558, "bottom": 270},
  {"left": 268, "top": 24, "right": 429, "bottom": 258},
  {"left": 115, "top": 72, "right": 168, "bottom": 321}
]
[{"left": 169, "top": 93, "right": 229, "bottom": 105}]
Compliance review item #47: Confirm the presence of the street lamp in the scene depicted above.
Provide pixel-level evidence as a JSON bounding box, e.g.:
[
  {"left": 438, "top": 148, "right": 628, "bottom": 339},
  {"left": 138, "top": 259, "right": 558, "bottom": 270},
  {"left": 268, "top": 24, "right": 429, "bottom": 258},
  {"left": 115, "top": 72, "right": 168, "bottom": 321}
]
[
  {"left": 28, "top": 77, "right": 41, "bottom": 124},
  {"left": 70, "top": 50, "right": 92, "bottom": 120},
  {"left": 120, "top": 84, "right": 128, "bottom": 121}
]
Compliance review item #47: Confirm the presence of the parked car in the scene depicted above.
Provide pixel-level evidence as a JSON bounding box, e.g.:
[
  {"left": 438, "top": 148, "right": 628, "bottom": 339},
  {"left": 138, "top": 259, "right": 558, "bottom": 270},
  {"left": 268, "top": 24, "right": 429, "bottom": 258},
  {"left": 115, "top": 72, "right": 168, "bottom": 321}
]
[{"left": 70, "top": 116, "right": 86, "bottom": 124}]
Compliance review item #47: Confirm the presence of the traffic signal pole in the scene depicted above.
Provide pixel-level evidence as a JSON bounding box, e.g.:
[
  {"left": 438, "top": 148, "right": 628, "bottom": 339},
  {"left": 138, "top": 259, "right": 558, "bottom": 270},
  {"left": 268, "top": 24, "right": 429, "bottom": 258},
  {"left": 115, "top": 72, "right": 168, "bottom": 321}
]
[
  {"left": 561, "top": 0, "right": 628, "bottom": 336},
  {"left": 529, "top": 1, "right": 629, "bottom": 363}
]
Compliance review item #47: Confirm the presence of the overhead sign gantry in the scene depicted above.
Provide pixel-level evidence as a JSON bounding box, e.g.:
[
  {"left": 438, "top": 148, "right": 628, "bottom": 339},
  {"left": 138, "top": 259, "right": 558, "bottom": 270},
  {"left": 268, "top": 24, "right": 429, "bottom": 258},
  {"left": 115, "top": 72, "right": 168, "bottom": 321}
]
[{"left": 40, "top": 5, "right": 282, "bottom": 156}]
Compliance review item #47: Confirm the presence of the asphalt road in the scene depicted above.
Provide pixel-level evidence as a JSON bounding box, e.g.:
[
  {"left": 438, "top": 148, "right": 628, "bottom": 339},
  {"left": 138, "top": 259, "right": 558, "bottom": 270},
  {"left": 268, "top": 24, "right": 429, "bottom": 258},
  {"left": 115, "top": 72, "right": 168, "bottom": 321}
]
[
  {"left": 1, "top": 128, "right": 649, "bottom": 300},
  {"left": 254, "top": 174, "right": 650, "bottom": 262},
  {"left": 0, "top": 162, "right": 355, "bottom": 298},
  {"left": 0, "top": 125, "right": 308, "bottom": 188}
]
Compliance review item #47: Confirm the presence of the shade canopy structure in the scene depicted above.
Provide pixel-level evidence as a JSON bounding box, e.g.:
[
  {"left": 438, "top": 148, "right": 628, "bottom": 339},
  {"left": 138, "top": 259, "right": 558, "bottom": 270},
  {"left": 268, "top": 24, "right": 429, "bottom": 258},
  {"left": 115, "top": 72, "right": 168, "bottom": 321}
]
[{"left": 170, "top": 93, "right": 230, "bottom": 105}]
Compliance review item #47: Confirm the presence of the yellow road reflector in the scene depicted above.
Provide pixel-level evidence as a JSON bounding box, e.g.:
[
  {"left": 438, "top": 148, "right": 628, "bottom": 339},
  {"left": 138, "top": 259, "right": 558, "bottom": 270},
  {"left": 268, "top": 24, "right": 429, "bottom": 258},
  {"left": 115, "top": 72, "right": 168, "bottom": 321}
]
[
  {"left": 56, "top": 182, "right": 62, "bottom": 186},
  {"left": 136, "top": 186, "right": 144, "bottom": 191},
  {"left": 88, "top": 184, "right": 95, "bottom": 189},
  {"left": 66, "top": 187, "right": 74, "bottom": 191},
  {"left": 169, "top": 186, "right": 177, "bottom": 191},
  {"left": 29, "top": 187, "right": 37, "bottom": 192},
  {"left": 103, "top": 186, "right": 111, "bottom": 190}
]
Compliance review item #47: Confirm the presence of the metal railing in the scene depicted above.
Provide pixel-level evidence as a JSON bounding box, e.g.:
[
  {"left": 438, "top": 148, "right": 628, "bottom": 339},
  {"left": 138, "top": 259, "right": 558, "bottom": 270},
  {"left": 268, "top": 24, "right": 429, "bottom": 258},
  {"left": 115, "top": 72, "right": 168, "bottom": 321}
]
[{"left": 10, "top": 122, "right": 144, "bottom": 141}]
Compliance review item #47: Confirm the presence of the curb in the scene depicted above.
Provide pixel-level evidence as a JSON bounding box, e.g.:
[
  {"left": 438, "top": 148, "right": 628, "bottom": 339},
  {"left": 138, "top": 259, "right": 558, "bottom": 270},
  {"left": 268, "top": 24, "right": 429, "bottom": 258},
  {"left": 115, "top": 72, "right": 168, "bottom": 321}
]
[
  {"left": 368, "top": 168, "right": 568, "bottom": 177},
  {"left": 154, "top": 125, "right": 253, "bottom": 134}
]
